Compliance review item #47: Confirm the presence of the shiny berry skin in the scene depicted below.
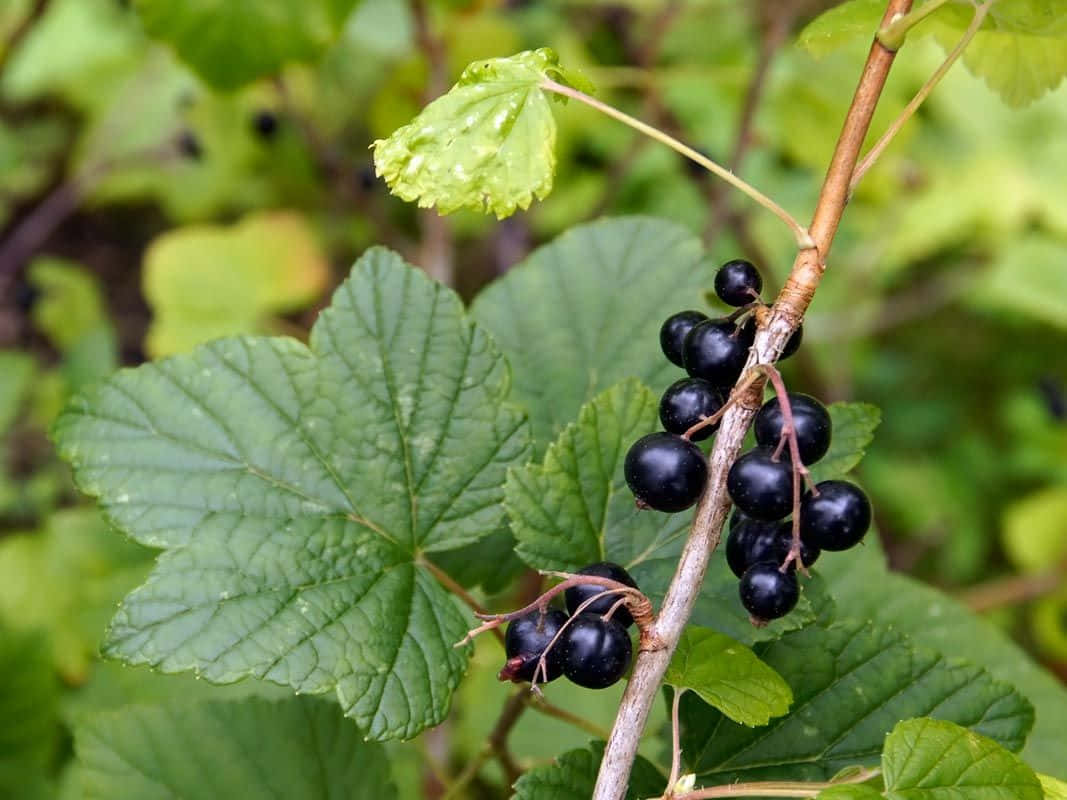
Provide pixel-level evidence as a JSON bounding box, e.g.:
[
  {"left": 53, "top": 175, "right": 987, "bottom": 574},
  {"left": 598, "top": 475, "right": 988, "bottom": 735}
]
[
  {"left": 659, "top": 378, "right": 724, "bottom": 441},
  {"left": 739, "top": 562, "right": 799, "bottom": 621},
  {"left": 780, "top": 325, "right": 803, "bottom": 360},
  {"left": 502, "top": 609, "right": 568, "bottom": 683},
  {"left": 660, "top": 310, "right": 708, "bottom": 367},
  {"left": 682, "top": 318, "right": 755, "bottom": 387},
  {"left": 799, "top": 480, "right": 872, "bottom": 551},
  {"left": 560, "top": 614, "right": 632, "bottom": 689},
  {"left": 753, "top": 393, "right": 832, "bottom": 465},
  {"left": 726, "top": 447, "right": 794, "bottom": 521},
  {"left": 625, "top": 433, "right": 708, "bottom": 512},
  {"left": 725, "top": 518, "right": 820, "bottom": 578},
  {"left": 714, "top": 259, "right": 763, "bottom": 306},
  {"left": 566, "top": 562, "right": 638, "bottom": 627}
]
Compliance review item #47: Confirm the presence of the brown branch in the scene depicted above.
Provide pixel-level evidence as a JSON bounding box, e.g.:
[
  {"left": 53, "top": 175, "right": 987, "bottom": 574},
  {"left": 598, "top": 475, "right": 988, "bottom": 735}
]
[
  {"left": 957, "top": 569, "right": 1064, "bottom": 614},
  {"left": 591, "top": 3, "right": 914, "bottom": 798},
  {"left": 0, "top": 0, "right": 49, "bottom": 77},
  {"left": 421, "top": 558, "right": 505, "bottom": 646}
]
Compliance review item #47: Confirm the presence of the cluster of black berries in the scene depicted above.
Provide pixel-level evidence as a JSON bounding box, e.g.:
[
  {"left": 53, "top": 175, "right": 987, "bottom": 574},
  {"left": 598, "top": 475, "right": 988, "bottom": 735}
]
[
  {"left": 622, "top": 258, "right": 872, "bottom": 624},
  {"left": 727, "top": 392, "right": 870, "bottom": 622},
  {"left": 501, "top": 563, "right": 638, "bottom": 690}
]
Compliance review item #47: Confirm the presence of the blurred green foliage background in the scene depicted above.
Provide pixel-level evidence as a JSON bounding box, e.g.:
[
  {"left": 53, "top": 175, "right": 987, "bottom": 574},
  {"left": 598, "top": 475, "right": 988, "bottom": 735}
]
[{"left": 1, "top": 0, "right": 1065, "bottom": 796}]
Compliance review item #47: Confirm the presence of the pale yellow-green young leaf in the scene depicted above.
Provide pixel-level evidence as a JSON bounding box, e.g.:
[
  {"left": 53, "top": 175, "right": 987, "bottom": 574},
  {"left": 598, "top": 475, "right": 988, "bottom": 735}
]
[
  {"left": 1001, "top": 485, "right": 1067, "bottom": 572},
  {"left": 1039, "top": 773, "right": 1067, "bottom": 800},
  {"left": 372, "top": 48, "right": 567, "bottom": 219}
]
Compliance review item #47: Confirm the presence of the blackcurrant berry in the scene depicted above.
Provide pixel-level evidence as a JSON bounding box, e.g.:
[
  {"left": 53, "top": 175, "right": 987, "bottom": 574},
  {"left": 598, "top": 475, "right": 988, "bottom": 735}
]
[
  {"left": 501, "top": 609, "right": 568, "bottom": 683},
  {"left": 14, "top": 281, "right": 40, "bottom": 313},
  {"left": 780, "top": 324, "right": 803, "bottom": 360},
  {"left": 660, "top": 310, "right": 708, "bottom": 367},
  {"left": 725, "top": 518, "right": 819, "bottom": 578},
  {"left": 565, "top": 562, "right": 639, "bottom": 627},
  {"left": 624, "top": 433, "right": 708, "bottom": 512},
  {"left": 753, "top": 393, "right": 832, "bottom": 465},
  {"left": 682, "top": 318, "right": 754, "bottom": 387},
  {"left": 726, "top": 447, "right": 794, "bottom": 521},
  {"left": 799, "top": 480, "right": 871, "bottom": 551},
  {"left": 252, "top": 109, "right": 279, "bottom": 139},
  {"left": 659, "top": 378, "right": 724, "bottom": 441},
  {"left": 739, "top": 561, "right": 799, "bottom": 621},
  {"left": 560, "top": 613, "right": 632, "bottom": 689},
  {"left": 714, "top": 259, "right": 763, "bottom": 307}
]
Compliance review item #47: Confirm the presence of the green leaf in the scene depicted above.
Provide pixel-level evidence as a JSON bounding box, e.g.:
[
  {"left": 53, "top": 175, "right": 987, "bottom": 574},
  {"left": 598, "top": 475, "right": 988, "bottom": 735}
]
[
  {"left": 143, "top": 211, "right": 330, "bottom": 357},
  {"left": 73, "top": 696, "right": 397, "bottom": 799},
  {"left": 511, "top": 744, "right": 664, "bottom": 800},
  {"left": 818, "top": 537, "right": 1067, "bottom": 778},
  {"left": 507, "top": 379, "right": 689, "bottom": 572},
  {"left": 682, "top": 618, "right": 1034, "bottom": 783},
  {"left": 472, "top": 217, "right": 711, "bottom": 454},
  {"left": 132, "top": 0, "right": 359, "bottom": 89},
  {"left": 666, "top": 627, "right": 793, "bottom": 727},
  {"left": 930, "top": 2, "right": 1067, "bottom": 107},
  {"left": 797, "top": 0, "right": 886, "bottom": 58},
  {"left": 0, "top": 508, "right": 153, "bottom": 683},
  {"left": 0, "top": 628, "right": 60, "bottom": 794},
  {"left": 810, "top": 402, "right": 882, "bottom": 483},
  {"left": 817, "top": 787, "right": 884, "bottom": 800},
  {"left": 882, "top": 718, "right": 1042, "bottom": 799},
  {"left": 28, "top": 257, "right": 113, "bottom": 354},
  {"left": 1001, "top": 486, "right": 1067, "bottom": 572},
  {"left": 373, "top": 48, "right": 564, "bottom": 219},
  {"left": 1039, "top": 774, "right": 1067, "bottom": 800},
  {"left": 53, "top": 247, "right": 531, "bottom": 740}
]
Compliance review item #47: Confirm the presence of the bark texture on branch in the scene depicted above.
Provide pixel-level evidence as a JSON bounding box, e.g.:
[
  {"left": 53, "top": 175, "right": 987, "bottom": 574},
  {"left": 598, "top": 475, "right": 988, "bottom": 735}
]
[{"left": 591, "top": 3, "right": 914, "bottom": 798}]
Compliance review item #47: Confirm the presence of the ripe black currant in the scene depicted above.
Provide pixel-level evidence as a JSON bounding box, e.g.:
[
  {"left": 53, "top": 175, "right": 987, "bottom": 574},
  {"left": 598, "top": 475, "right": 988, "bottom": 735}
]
[
  {"left": 753, "top": 393, "right": 832, "bottom": 465},
  {"left": 565, "top": 562, "right": 638, "bottom": 628},
  {"left": 739, "top": 562, "right": 799, "bottom": 621},
  {"left": 780, "top": 324, "right": 803, "bottom": 360},
  {"left": 624, "top": 433, "right": 708, "bottom": 512},
  {"left": 252, "top": 109, "right": 279, "bottom": 139},
  {"left": 725, "top": 518, "right": 819, "bottom": 578},
  {"left": 560, "top": 613, "right": 632, "bottom": 689},
  {"left": 682, "top": 318, "right": 755, "bottom": 387},
  {"left": 799, "top": 480, "right": 872, "bottom": 551},
  {"left": 659, "top": 378, "right": 724, "bottom": 441},
  {"left": 726, "top": 447, "right": 794, "bottom": 521},
  {"left": 714, "top": 259, "right": 762, "bottom": 306},
  {"left": 660, "top": 310, "right": 708, "bottom": 367},
  {"left": 501, "top": 609, "right": 568, "bottom": 683},
  {"left": 177, "top": 129, "right": 203, "bottom": 160}
]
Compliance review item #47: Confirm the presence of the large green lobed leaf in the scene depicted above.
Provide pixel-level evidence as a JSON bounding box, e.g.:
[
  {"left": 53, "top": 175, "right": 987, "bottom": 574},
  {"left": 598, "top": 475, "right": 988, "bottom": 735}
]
[
  {"left": 472, "top": 216, "right": 711, "bottom": 454},
  {"left": 53, "top": 247, "right": 531, "bottom": 740},
  {"left": 74, "top": 696, "right": 396, "bottom": 799},
  {"left": 511, "top": 744, "right": 664, "bottom": 800}
]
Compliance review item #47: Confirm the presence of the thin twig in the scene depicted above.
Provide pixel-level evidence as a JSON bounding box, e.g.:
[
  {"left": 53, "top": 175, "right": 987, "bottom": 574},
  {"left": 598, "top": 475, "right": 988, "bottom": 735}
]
[
  {"left": 440, "top": 689, "right": 528, "bottom": 800},
  {"left": 852, "top": 0, "right": 993, "bottom": 191},
  {"left": 591, "top": 3, "right": 914, "bottom": 798},
  {"left": 666, "top": 689, "right": 684, "bottom": 795},
  {"left": 0, "top": 0, "right": 49, "bottom": 76},
  {"left": 958, "top": 569, "right": 1065, "bottom": 613},
  {"left": 676, "top": 767, "right": 882, "bottom": 799},
  {"left": 421, "top": 559, "right": 504, "bottom": 646},
  {"left": 541, "top": 79, "right": 814, "bottom": 248},
  {"left": 526, "top": 694, "right": 613, "bottom": 741}
]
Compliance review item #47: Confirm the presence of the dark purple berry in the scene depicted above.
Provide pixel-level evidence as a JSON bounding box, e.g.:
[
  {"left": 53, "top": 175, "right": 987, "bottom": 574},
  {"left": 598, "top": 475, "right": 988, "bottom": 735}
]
[
  {"left": 560, "top": 614, "right": 632, "bottom": 689},
  {"left": 753, "top": 393, "right": 832, "bottom": 465},
  {"left": 660, "top": 310, "right": 708, "bottom": 367},
  {"left": 565, "top": 562, "right": 639, "bottom": 627},
  {"left": 725, "top": 518, "right": 819, "bottom": 578},
  {"left": 177, "top": 129, "right": 202, "bottom": 160},
  {"left": 739, "top": 562, "right": 799, "bottom": 621},
  {"left": 659, "top": 378, "right": 724, "bottom": 441},
  {"left": 682, "top": 318, "right": 754, "bottom": 387},
  {"left": 714, "top": 259, "right": 763, "bottom": 306},
  {"left": 252, "top": 109, "right": 279, "bottom": 139},
  {"left": 501, "top": 609, "right": 568, "bottom": 683},
  {"left": 625, "top": 433, "right": 708, "bottom": 512},
  {"left": 726, "top": 447, "right": 794, "bottom": 521},
  {"left": 799, "top": 480, "right": 871, "bottom": 551}
]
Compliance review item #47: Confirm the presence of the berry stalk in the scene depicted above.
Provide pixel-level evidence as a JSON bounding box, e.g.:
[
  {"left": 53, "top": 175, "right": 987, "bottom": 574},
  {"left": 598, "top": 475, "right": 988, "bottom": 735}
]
[{"left": 592, "top": 3, "right": 914, "bottom": 798}]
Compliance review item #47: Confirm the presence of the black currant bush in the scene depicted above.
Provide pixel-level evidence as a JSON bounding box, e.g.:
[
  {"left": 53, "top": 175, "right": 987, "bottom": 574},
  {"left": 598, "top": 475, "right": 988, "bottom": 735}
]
[{"left": 3, "top": 1, "right": 1067, "bottom": 799}]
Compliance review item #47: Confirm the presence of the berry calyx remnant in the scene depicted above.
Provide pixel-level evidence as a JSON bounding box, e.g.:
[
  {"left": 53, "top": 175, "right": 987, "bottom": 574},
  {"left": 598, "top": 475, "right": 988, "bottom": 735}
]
[
  {"left": 624, "top": 432, "right": 708, "bottom": 512},
  {"left": 502, "top": 609, "right": 568, "bottom": 683}
]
